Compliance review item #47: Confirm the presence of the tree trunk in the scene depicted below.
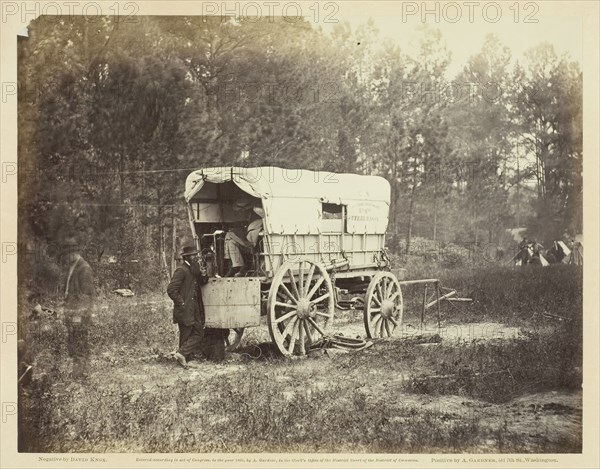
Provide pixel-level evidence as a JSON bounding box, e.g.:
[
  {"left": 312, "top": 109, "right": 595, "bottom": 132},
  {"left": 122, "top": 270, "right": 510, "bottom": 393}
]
[
  {"left": 170, "top": 208, "right": 177, "bottom": 278},
  {"left": 516, "top": 154, "right": 521, "bottom": 225},
  {"left": 392, "top": 149, "right": 398, "bottom": 234},
  {"left": 405, "top": 184, "right": 416, "bottom": 254},
  {"left": 142, "top": 160, "right": 147, "bottom": 243},
  {"left": 157, "top": 188, "right": 164, "bottom": 269},
  {"left": 433, "top": 182, "right": 437, "bottom": 242},
  {"left": 535, "top": 128, "right": 545, "bottom": 202},
  {"left": 473, "top": 201, "right": 478, "bottom": 244},
  {"left": 161, "top": 226, "right": 169, "bottom": 281},
  {"left": 118, "top": 152, "right": 125, "bottom": 202}
]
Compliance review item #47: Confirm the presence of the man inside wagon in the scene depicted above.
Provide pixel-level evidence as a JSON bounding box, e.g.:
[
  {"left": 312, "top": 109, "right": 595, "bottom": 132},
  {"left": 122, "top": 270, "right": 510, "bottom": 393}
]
[{"left": 223, "top": 199, "right": 264, "bottom": 277}]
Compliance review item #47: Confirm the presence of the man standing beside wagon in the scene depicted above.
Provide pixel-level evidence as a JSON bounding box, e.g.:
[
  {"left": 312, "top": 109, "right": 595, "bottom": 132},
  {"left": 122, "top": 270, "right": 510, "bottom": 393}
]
[{"left": 167, "top": 244, "right": 228, "bottom": 367}]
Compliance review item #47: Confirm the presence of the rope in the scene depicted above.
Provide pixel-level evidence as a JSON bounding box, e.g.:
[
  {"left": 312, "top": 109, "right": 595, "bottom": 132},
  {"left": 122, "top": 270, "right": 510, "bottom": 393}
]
[
  {"left": 25, "top": 201, "right": 178, "bottom": 207},
  {"left": 29, "top": 166, "right": 202, "bottom": 177},
  {"left": 308, "top": 333, "right": 373, "bottom": 353}
]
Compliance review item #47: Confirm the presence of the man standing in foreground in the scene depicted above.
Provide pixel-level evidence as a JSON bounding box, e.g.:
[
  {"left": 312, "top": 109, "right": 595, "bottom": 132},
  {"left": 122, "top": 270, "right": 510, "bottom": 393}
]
[
  {"left": 61, "top": 237, "right": 95, "bottom": 380},
  {"left": 167, "top": 244, "right": 210, "bottom": 367}
]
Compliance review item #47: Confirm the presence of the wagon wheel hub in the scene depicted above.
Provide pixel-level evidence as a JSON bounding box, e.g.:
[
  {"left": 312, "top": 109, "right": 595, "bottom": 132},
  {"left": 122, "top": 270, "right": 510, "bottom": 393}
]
[
  {"left": 381, "top": 299, "right": 395, "bottom": 319},
  {"left": 296, "top": 298, "right": 313, "bottom": 319}
]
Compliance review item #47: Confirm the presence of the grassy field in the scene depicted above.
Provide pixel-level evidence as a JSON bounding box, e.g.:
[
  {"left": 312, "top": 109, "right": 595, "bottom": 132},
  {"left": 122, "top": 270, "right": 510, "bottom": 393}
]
[{"left": 19, "top": 264, "right": 583, "bottom": 453}]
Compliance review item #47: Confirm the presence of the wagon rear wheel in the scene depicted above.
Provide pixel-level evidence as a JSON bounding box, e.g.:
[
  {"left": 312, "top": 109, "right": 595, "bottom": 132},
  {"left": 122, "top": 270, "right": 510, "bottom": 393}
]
[
  {"left": 267, "top": 258, "right": 334, "bottom": 356},
  {"left": 225, "top": 328, "right": 244, "bottom": 352},
  {"left": 364, "top": 272, "right": 403, "bottom": 338}
]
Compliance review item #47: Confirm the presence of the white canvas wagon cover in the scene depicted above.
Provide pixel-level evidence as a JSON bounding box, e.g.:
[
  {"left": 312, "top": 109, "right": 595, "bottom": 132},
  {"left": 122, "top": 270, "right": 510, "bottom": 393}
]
[{"left": 185, "top": 166, "right": 391, "bottom": 235}]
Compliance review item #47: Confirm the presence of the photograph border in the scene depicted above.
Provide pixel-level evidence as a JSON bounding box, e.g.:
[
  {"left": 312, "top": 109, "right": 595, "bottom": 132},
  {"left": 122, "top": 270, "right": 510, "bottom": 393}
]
[{"left": 1, "top": 1, "right": 598, "bottom": 467}]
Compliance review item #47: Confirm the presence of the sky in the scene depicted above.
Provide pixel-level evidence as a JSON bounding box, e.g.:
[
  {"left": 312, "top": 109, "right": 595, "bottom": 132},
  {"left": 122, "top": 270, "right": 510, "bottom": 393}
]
[{"left": 323, "top": 14, "right": 582, "bottom": 78}]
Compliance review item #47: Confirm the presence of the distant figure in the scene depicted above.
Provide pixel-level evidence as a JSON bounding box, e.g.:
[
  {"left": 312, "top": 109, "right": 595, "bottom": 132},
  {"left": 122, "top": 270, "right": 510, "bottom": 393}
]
[
  {"left": 516, "top": 237, "right": 530, "bottom": 265},
  {"left": 571, "top": 241, "right": 583, "bottom": 265},
  {"left": 529, "top": 239, "right": 544, "bottom": 265},
  {"left": 546, "top": 241, "right": 567, "bottom": 264},
  {"left": 515, "top": 237, "right": 548, "bottom": 266},
  {"left": 495, "top": 246, "right": 505, "bottom": 261},
  {"left": 61, "top": 237, "right": 95, "bottom": 381},
  {"left": 518, "top": 237, "right": 529, "bottom": 251},
  {"left": 167, "top": 245, "right": 209, "bottom": 368}
]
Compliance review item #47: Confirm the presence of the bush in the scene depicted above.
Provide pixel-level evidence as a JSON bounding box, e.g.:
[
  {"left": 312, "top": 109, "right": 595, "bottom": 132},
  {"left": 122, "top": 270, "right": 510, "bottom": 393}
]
[
  {"left": 93, "top": 262, "right": 168, "bottom": 295},
  {"left": 438, "top": 264, "right": 583, "bottom": 322},
  {"left": 401, "top": 323, "right": 582, "bottom": 403}
]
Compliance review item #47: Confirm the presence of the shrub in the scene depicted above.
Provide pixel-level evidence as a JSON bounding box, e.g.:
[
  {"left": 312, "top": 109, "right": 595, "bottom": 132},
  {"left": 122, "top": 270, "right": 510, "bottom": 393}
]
[{"left": 438, "top": 264, "right": 583, "bottom": 322}]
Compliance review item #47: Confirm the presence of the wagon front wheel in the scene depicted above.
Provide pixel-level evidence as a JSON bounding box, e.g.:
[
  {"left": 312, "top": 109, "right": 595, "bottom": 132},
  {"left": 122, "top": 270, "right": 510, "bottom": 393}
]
[
  {"left": 267, "top": 258, "right": 334, "bottom": 357},
  {"left": 364, "top": 271, "right": 403, "bottom": 338}
]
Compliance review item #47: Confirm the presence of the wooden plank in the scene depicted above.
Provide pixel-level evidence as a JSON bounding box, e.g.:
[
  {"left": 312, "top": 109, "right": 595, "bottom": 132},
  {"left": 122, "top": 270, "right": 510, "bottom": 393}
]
[
  {"left": 399, "top": 278, "right": 439, "bottom": 285},
  {"left": 436, "top": 281, "right": 441, "bottom": 330},
  {"left": 421, "top": 284, "right": 428, "bottom": 331},
  {"left": 425, "top": 290, "right": 456, "bottom": 309}
]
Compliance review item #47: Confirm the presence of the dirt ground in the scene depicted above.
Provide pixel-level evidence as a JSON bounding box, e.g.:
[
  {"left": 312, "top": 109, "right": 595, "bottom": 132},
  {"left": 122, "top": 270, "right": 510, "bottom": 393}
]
[
  {"left": 21, "top": 297, "right": 581, "bottom": 453},
  {"left": 42, "top": 307, "right": 580, "bottom": 453},
  {"left": 19, "top": 265, "right": 583, "bottom": 453},
  {"left": 69, "top": 359, "right": 580, "bottom": 453}
]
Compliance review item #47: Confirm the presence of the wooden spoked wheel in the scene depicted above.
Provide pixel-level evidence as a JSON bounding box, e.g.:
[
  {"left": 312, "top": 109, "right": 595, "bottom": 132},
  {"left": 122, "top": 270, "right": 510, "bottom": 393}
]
[
  {"left": 225, "top": 328, "right": 244, "bottom": 352},
  {"left": 364, "top": 271, "right": 403, "bottom": 338},
  {"left": 267, "top": 258, "right": 334, "bottom": 356}
]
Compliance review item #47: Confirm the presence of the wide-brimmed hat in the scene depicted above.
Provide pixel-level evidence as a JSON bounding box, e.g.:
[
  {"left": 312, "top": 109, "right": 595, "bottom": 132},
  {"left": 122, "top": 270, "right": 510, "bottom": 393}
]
[
  {"left": 180, "top": 245, "right": 199, "bottom": 257},
  {"left": 233, "top": 199, "right": 252, "bottom": 211},
  {"left": 60, "top": 237, "right": 79, "bottom": 252}
]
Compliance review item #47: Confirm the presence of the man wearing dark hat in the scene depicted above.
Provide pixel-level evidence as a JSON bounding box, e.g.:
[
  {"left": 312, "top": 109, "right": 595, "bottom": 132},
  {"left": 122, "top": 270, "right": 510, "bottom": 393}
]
[
  {"left": 60, "top": 236, "right": 95, "bottom": 380},
  {"left": 167, "top": 244, "right": 210, "bottom": 367}
]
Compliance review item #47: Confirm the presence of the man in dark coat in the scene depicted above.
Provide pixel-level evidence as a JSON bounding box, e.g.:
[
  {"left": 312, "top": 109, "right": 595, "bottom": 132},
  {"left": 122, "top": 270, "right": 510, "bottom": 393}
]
[
  {"left": 167, "top": 245, "right": 210, "bottom": 367},
  {"left": 61, "top": 237, "right": 95, "bottom": 380}
]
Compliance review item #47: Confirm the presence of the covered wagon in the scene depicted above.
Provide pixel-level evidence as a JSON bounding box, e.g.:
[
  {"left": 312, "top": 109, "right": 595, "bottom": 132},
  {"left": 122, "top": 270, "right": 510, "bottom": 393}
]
[{"left": 184, "top": 166, "right": 403, "bottom": 356}]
